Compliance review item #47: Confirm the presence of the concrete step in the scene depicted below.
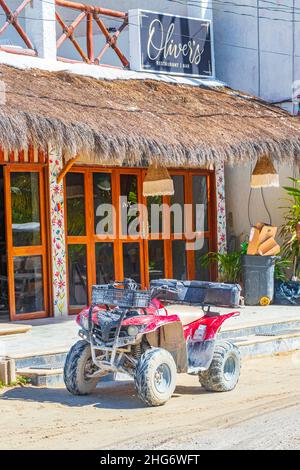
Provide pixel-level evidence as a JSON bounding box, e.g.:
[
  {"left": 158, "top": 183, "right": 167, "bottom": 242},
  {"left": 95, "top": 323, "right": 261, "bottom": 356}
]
[
  {"left": 220, "top": 318, "right": 300, "bottom": 340},
  {"left": 14, "top": 351, "right": 67, "bottom": 370},
  {"left": 17, "top": 367, "right": 64, "bottom": 387},
  {"left": 233, "top": 329, "right": 300, "bottom": 358},
  {"left": 17, "top": 367, "right": 116, "bottom": 387},
  {"left": 0, "top": 323, "right": 32, "bottom": 336}
]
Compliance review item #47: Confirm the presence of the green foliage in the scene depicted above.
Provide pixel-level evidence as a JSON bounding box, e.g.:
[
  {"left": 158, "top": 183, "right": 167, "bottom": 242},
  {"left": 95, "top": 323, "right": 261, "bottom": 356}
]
[
  {"left": 14, "top": 375, "right": 31, "bottom": 386},
  {"left": 280, "top": 177, "right": 300, "bottom": 279},
  {"left": 0, "top": 375, "right": 31, "bottom": 390},
  {"left": 240, "top": 242, "right": 248, "bottom": 255},
  {"left": 201, "top": 251, "right": 242, "bottom": 283},
  {"left": 274, "top": 257, "right": 291, "bottom": 282}
]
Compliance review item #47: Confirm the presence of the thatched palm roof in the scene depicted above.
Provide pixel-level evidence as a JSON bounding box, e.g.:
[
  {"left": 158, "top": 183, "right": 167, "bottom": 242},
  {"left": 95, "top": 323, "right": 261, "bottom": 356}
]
[{"left": 0, "top": 64, "right": 300, "bottom": 166}]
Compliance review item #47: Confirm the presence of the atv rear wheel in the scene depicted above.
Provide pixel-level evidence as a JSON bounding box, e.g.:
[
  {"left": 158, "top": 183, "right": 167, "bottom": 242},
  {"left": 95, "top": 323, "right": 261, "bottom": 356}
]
[
  {"left": 134, "top": 348, "right": 177, "bottom": 406},
  {"left": 198, "top": 341, "right": 241, "bottom": 392},
  {"left": 64, "top": 340, "right": 101, "bottom": 395}
]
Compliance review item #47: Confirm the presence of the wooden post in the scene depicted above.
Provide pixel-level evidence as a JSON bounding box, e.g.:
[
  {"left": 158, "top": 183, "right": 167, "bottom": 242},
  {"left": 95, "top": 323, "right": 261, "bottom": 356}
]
[
  {"left": 57, "top": 156, "right": 78, "bottom": 184},
  {"left": 0, "top": 360, "right": 8, "bottom": 385},
  {"left": 7, "top": 359, "right": 16, "bottom": 384},
  {"left": 86, "top": 12, "right": 94, "bottom": 62},
  {"left": 55, "top": 0, "right": 126, "bottom": 18}
]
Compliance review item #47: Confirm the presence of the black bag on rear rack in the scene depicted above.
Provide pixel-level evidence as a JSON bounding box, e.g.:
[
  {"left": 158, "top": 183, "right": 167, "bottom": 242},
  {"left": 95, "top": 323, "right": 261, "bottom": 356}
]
[{"left": 150, "top": 279, "right": 241, "bottom": 308}]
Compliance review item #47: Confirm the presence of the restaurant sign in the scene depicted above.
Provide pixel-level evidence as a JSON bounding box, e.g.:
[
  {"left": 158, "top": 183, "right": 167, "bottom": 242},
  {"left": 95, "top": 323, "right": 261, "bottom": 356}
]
[{"left": 128, "top": 10, "right": 214, "bottom": 78}]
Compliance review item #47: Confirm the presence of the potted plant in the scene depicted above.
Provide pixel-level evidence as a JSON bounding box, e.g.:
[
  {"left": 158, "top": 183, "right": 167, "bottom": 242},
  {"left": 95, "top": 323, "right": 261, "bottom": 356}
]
[{"left": 201, "top": 250, "right": 243, "bottom": 284}]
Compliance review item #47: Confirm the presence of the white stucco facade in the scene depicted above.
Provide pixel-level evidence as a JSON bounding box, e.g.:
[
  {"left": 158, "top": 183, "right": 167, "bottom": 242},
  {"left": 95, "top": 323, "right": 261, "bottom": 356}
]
[{"left": 213, "top": 0, "right": 299, "bottom": 243}]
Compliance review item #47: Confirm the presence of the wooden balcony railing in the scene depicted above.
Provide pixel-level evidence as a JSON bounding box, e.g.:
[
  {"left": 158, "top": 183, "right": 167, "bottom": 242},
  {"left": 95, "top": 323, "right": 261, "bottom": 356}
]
[
  {"left": 55, "top": 0, "right": 129, "bottom": 67},
  {"left": 0, "top": 0, "right": 37, "bottom": 56}
]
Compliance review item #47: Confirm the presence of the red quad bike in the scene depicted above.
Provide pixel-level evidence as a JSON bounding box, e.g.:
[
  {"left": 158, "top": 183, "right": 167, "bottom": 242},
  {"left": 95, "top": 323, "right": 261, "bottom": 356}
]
[{"left": 64, "top": 279, "right": 241, "bottom": 407}]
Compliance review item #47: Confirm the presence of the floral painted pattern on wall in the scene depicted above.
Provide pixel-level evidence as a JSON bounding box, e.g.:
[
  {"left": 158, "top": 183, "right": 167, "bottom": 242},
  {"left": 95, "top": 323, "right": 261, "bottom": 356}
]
[
  {"left": 49, "top": 147, "right": 68, "bottom": 316},
  {"left": 215, "top": 162, "right": 227, "bottom": 254}
]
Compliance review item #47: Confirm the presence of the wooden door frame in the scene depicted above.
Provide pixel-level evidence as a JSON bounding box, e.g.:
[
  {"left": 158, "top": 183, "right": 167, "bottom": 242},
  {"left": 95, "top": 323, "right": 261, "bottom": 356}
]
[
  {"left": 4, "top": 164, "right": 49, "bottom": 321},
  {"left": 65, "top": 165, "right": 218, "bottom": 313}
]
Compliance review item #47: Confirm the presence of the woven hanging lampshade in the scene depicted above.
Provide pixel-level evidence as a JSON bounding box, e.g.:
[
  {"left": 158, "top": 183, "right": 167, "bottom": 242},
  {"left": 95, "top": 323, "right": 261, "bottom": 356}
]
[
  {"left": 250, "top": 155, "right": 279, "bottom": 188},
  {"left": 143, "top": 164, "right": 174, "bottom": 196}
]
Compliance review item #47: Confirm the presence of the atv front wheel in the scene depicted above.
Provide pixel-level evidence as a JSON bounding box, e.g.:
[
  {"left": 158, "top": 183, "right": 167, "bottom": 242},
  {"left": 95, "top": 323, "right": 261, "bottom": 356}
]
[
  {"left": 198, "top": 341, "right": 241, "bottom": 392},
  {"left": 64, "top": 340, "right": 101, "bottom": 395},
  {"left": 134, "top": 348, "right": 177, "bottom": 406}
]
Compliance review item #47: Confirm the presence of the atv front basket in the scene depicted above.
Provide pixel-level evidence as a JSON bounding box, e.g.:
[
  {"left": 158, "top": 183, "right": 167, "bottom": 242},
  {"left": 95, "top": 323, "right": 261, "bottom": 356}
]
[{"left": 92, "top": 285, "right": 151, "bottom": 308}]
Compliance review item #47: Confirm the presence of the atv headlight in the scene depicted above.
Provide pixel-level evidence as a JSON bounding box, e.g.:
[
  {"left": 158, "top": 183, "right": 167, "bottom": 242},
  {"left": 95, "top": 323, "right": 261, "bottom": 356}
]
[{"left": 127, "top": 325, "right": 139, "bottom": 337}]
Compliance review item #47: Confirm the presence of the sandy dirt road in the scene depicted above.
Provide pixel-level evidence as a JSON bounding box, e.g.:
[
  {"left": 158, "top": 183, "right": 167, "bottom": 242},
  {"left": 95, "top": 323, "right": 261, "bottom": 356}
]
[{"left": 1, "top": 353, "right": 300, "bottom": 450}]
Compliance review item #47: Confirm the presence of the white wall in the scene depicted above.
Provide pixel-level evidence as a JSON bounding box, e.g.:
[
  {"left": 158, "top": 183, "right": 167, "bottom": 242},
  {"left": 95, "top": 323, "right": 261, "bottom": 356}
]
[
  {"left": 214, "top": 1, "right": 300, "bottom": 243},
  {"left": 213, "top": 0, "right": 298, "bottom": 111},
  {"left": 225, "top": 163, "right": 300, "bottom": 248}
]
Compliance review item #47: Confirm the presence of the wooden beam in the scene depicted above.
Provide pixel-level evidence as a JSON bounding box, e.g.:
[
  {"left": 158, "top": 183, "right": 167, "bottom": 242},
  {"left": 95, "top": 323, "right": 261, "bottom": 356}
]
[
  {"left": 55, "top": 0, "right": 126, "bottom": 19},
  {"left": 57, "top": 157, "right": 78, "bottom": 184}
]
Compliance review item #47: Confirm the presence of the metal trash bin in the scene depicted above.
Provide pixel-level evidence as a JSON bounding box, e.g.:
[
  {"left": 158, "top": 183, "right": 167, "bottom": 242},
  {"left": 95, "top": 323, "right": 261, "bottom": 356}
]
[{"left": 242, "top": 255, "right": 277, "bottom": 306}]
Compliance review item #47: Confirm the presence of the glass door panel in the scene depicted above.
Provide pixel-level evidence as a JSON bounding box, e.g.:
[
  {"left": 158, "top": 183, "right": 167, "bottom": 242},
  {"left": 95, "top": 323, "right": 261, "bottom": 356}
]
[
  {"left": 123, "top": 242, "right": 141, "bottom": 284},
  {"left": 66, "top": 172, "right": 86, "bottom": 236},
  {"left": 147, "top": 195, "right": 163, "bottom": 235},
  {"left": 11, "top": 172, "right": 41, "bottom": 246},
  {"left": 68, "top": 244, "right": 88, "bottom": 308},
  {"left": 93, "top": 173, "right": 113, "bottom": 235},
  {"left": 171, "top": 175, "right": 185, "bottom": 234},
  {"left": 120, "top": 174, "right": 140, "bottom": 236},
  {"left": 5, "top": 167, "right": 48, "bottom": 320},
  {"left": 95, "top": 242, "right": 115, "bottom": 284},
  {"left": 148, "top": 240, "right": 165, "bottom": 281},
  {"left": 192, "top": 175, "right": 208, "bottom": 232},
  {"left": 14, "top": 255, "right": 44, "bottom": 314},
  {"left": 194, "top": 238, "right": 210, "bottom": 281},
  {"left": 172, "top": 240, "right": 187, "bottom": 280}
]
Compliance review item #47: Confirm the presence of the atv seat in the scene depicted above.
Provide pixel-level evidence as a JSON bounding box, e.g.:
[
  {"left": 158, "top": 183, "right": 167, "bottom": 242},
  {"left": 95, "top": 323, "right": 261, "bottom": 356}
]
[{"left": 164, "top": 304, "right": 205, "bottom": 326}]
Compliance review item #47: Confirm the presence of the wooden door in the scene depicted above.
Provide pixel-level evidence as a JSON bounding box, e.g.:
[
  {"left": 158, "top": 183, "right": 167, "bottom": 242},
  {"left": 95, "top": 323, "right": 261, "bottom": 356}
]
[
  {"left": 65, "top": 167, "right": 217, "bottom": 313},
  {"left": 4, "top": 165, "right": 49, "bottom": 320}
]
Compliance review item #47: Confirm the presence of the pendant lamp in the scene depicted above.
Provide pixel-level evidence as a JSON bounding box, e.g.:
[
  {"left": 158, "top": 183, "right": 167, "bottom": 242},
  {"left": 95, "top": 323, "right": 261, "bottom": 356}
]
[
  {"left": 250, "top": 155, "right": 279, "bottom": 188},
  {"left": 143, "top": 164, "right": 174, "bottom": 197}
]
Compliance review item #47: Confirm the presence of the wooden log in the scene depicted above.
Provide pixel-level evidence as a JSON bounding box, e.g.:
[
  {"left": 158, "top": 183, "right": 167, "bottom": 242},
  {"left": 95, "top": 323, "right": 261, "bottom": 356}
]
[
  {"left": 57, "top": 156, "right": 78, "bottom": 184},
  {"left": 86, "top": 12, "right": 94, "bottom": 62},
  {"left": 7, "top": 359, "right": 16, "bottom": 384},
  {"left": 0, "top": 360, "right": 8, "bottom": 386},
  {"left": 55, "top": 0, "right": 126, "bottom": 18}
]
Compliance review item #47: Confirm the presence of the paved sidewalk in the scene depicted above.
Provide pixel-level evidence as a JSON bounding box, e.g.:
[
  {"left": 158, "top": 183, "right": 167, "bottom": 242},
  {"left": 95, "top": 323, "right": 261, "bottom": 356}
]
[{"left": 0, "top": 305, "right": 300, "bottom": 359}]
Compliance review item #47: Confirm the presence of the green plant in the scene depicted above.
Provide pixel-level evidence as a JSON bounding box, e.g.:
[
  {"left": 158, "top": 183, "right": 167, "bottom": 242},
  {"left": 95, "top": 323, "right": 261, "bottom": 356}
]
[
  {"left": 280, "top": 177, "right": 300, "bottom": 279},
  {"left": 240, "top": 242, "right": 248, "bottom": 255},
  {"left": 0, "top": 375, "right": 30, "bottom": 390},
  {"left": 274, "top": 257, "right": 291, "bottom": 282},
  {"left": 14, "top": 375, "right": 31, "bottom": 386},
  {"left": 201, "top": 251, "right": 242, "bottom": 283}
]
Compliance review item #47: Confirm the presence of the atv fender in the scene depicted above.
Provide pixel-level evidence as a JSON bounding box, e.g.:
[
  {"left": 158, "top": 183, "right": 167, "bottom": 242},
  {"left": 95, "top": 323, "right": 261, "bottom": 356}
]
[
  {"left": 187, "top": 339, "right": 216, "bottom": 374},
  {"left": 145, "top": 321, "right": 188, "bottom": 373},
  {"left": 187, "top": 311, "right": 239, "bottom": 374}
]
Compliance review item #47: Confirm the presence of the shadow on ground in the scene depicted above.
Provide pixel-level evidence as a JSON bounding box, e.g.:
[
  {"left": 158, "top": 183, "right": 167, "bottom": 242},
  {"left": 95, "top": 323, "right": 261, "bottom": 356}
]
[
  {"left": 0, "top": 381, "right": 145, "bottom": 409},
  {"left": 0, "top": 382, "right": 207, "bottom": 409}
]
